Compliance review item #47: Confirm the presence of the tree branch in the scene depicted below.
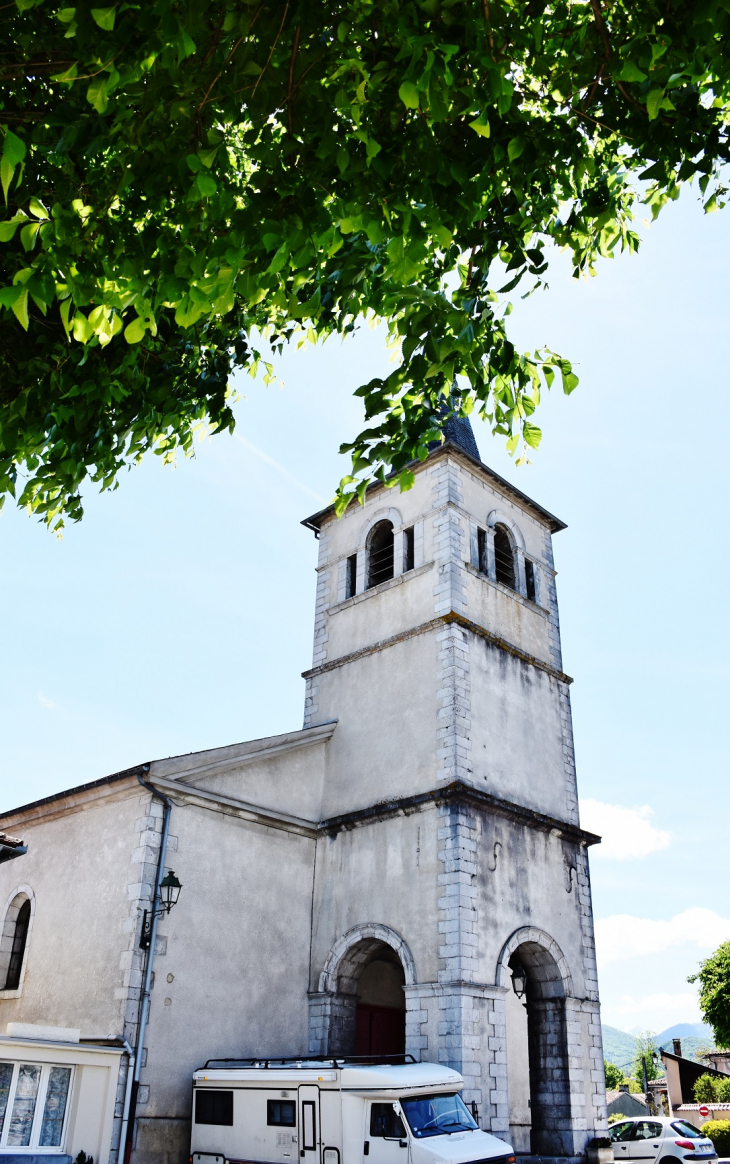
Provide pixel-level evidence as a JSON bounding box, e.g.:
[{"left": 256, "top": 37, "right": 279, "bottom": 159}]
[{"left": 251, "top": 0, "right": 290, "bottom": 100}]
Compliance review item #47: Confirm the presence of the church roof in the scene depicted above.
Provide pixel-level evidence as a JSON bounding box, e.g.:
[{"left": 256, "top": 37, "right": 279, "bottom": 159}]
[{"left": 302, "top": 414, "right": 566, "bottom": 534}]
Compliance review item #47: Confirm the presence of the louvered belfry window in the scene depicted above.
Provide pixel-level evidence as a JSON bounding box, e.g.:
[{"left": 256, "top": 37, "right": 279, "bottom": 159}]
[
  {"left": 494, "top": 524, "right": 516, "bottom": 590},
  {"left": 368, "top": 521, "right": 394, "bottom": 588}
]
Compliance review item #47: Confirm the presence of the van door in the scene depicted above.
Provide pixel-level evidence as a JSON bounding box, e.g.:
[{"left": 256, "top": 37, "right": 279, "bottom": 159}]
[
  {"left": 299, "top": 1086, "right": 321, "bottom": 1164},
  {"left": 365, "top": 1102, "right": 408, "bottom": 1164}
]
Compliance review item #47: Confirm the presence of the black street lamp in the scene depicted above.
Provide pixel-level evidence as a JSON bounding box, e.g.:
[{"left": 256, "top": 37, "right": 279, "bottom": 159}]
[
  {"left": 511, "top": 960, "right": 528, "bottom": 1001},
  {"left": 140, "top": 870, "right": 182, "bottom": 949},
  {"left": 159, "top": 870, "right": 182, "bottom": 912}
]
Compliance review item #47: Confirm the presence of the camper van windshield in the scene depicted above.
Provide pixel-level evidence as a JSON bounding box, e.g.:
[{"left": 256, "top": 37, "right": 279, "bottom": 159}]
[{"left": 400, "top": 1093, "right": 477, "bottom": 1138}]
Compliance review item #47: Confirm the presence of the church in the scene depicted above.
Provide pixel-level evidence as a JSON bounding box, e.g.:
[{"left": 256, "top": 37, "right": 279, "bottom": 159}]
[{"left": 0, "top": 421, "right": 608, "bottom": 1164}]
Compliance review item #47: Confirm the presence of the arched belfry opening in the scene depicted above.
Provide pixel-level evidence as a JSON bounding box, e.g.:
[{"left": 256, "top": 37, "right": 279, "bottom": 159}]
[
  {"left": 504, "top": 937, "right": 573, "bottom": 1156},
  {"left": 311, "top": 926, "right": 414, "bottom": 1059},
  {"left": 367, "top": 521, "right": 394, "bottom": 589}
]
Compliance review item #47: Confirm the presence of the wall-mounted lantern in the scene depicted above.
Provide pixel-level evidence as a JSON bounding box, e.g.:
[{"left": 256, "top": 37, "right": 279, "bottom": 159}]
[
  {"left": 140, "top": 870, "right": 182, "bottom": 949},
  {"left": 511, "top": 959, "right": 528, "bottom": 1001}
]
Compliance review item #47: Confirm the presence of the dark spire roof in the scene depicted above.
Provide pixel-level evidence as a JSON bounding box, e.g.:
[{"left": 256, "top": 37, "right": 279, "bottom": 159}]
[{"left": 429, "top": 412, "right": 481, "bottom": 462}]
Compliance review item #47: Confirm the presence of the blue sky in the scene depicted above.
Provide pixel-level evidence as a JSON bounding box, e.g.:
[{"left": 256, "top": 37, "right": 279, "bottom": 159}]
[{"left": 1, "top": 186, "right": 728, "bottom": 1037}]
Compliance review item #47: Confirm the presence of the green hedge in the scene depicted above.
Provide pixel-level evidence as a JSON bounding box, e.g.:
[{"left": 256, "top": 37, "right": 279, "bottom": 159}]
[{"left": 701, "top": 1120, "right": 730, "bottom": 1157}]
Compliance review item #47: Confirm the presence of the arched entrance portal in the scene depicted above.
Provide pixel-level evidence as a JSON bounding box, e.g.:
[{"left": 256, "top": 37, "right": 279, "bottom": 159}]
[
  {"left": 313, "top": 925, "right": 415, "bottom": 1058},
  {"left": 500, "top": 930, "right": 574, "bottom": 1157},
  {"left": 355, "top": 946, "right": 405, "bottom": 1056}
]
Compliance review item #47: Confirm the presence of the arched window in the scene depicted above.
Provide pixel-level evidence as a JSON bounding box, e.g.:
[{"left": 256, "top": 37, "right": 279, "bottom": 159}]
[
  {"left": 494, "top": 523, "right": 516, "bottom": 590},
  {"left": 367, "top": 521, "right": 394, "bottom": 589},
  {"left": 4, "top": 897, "right": 30, "bottom": 990}
]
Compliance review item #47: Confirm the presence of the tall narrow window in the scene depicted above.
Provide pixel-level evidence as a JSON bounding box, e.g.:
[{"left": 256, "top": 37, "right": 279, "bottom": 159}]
[
  {"left": 525, "top": 559, "right": 536, "bottom": 602},
  {"left": 5, "top": 899, "right": 30, "bottom": 991},
  {"left": 345, "top": 554, "right": 358, "bottom": 599},
  {"left": 403, "top": 527, "right": 415, "bottom": 573},
  {"left": 367, "top": 521, "right": 394, "bottom": 589},
  {"left": 477, "top": 527, "right": 487, "bottom": 574},
  {"left": 494, "top": 524, "right": 515, "bottom": 590}
]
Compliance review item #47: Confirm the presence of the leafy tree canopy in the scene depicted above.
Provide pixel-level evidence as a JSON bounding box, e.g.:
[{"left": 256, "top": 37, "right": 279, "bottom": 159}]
[
  {"left": 1, "top": 0, "right": 729, "bottom": 527},
  {"left": 604, "top": 1060, "right": 626, "bottom": 1090},
  {"left": 632, "top": 1032, "right": 662, "bottom": 1088},
  {"left": 689, "top": 942, "right": 730, "bottom": 1050}
]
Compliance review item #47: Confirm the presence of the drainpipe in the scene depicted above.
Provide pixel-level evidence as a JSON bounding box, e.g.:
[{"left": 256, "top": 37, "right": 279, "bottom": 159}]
[
  {"left": 124, "top": 766, "right": 173, "bottom": 1164},
  {"left": 116, "top": 1039, "right": 135, "bottom": 1162}
]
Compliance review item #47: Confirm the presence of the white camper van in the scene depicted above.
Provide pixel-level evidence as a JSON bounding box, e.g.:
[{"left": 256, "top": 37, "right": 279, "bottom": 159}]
[{"left": 190, "top": 1058, "right": 514, "bottom": 1164}]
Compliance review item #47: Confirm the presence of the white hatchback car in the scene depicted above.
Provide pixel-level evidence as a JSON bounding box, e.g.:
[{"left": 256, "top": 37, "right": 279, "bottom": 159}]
[{"left": 610, "top": 1118, "right": 718, "bottom": 1163}]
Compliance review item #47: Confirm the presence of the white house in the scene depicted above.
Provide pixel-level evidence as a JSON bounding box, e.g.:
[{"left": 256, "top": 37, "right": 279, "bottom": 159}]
[{"left": 0, "top": 419, "right": 607, "bottom": 1164}]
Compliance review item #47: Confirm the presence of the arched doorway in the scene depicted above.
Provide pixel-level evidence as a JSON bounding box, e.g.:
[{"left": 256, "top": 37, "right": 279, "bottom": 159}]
[
  {"left": 313, "top": 925, "right": 415, "bottom": 1058},
  {"left": 501, "top": 931, "right": 573, "bottom": 1156},
  {"left": 355, "top": 946, "right": 405, "bottom": 1056}
]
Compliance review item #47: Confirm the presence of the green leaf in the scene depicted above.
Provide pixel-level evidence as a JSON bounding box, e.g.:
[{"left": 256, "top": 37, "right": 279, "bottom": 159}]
[
  {"left": 87, "top": 77, "right": 109, "bottom": 113},
  {"left": 0, "top": 156, "right": 14, "bottom": 205},
  {"left": 124, "top": 316, "right": 146, "bottom": 343},
  {"left": 646, "top": 89, "right": 664, "bottom": 121},
  {"left": 522, "top": 420, "right": 542, "bottom": 449},
  {"left": 469, "top": 115, "right": 491, "bottom": 138},
  {"left": 28, "top": 196, "right": 48, "bottom": 219},
  {"left": 2, "top": 129, "right": 26, "bottom": 167},
  {"left": 56, "top": 7, "right": 76, "bottom": 22},
  {"left": 20, "top": 221, "right": 40, "bottom": 250},
  {"left": 617, "top": 61, "right": 647, "bottom": 82},
  {"left": 508, "top": 136, "right": 526, "bottom": 162},
  {"left": 90, "top": 6, "right": 116, "bottom": 29},
  {"left": 9, "top": 287, "right": 29, "bottom": 329},
  {"left": 398, "top": 81, "right": 420, "bottom": 110},
  {"left": 0, "top": 216, "right": 25, "bottom": 241},
  {"left": 72, "top": 312, "right": 94, "bottom": 342},
  {"left": 196, "top": 172, "right": 217, "bottom": 197},
  {"left": 177, "top": 30, "right": 197, "bottom": 62}
]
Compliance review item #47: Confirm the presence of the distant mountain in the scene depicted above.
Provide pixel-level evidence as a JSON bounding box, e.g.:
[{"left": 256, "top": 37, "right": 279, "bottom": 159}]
[
  {"left": 654, "top": 1022, "right": 714, "bottom": 1046},
  {"left": 602, "top": 1022, "right": 716, "bottom": 1075},
  {"left": 603, "top": 1026, "right": 638, "bottom": 1073}
]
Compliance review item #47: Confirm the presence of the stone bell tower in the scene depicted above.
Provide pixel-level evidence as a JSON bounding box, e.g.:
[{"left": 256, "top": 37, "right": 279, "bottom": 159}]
[{"left": 301, "top": 418, "right": 607, "bottom": 1159}]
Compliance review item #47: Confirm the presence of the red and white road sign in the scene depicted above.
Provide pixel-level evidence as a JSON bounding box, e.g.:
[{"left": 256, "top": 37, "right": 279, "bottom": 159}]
[{"left": 699, "top": 1105, "right": 710, "bottom": 1118}]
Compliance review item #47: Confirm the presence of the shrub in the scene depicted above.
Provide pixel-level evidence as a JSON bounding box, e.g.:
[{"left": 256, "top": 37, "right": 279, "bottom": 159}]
[
  {"left": 701, "top": 1121, "right": 730, "bottom": 1157},
  {"left": 718, "top": 1078, "right": 730, "bottom": 1102},
  {"left": 695, "top": 1074, "right": 721, "bottom": 1103},
  {"left": 608, "top": 1114, "right": 628, "bottom": 1125}
]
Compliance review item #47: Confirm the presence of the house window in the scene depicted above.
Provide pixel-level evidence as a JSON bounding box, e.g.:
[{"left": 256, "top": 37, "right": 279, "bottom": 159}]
[
  {"left": 525, "top": 559, "right": 536, "bottom": 602},
  {"left": 267, "top": 1100, "right": 296, "bottom": 1127},
  {"left": 476, "top": 528, "right": 487, "bottom": 574},
  {"left": 345, "top": 554, "right": 357, "bottom": 599},
  {"left": 493, "top": 524, "right": 515, "bottom": 590},
  {"left": 403, "top": 527, "right": 415, "bottom": 573},
  {"left": 0, "top": 1061, "right": 73, "bottom": 1150},
  {"left": 367, "top": 521, "right": 394, "bottom": 589},
  {"left": 195, "top": 1090, "right": 233, "bottom": 1126},
  {"left": 4, "top": 899, "right": 30, "bottom": 991}
]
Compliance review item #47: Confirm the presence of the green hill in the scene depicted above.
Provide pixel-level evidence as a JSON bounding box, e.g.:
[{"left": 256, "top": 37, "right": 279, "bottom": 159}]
[
  {"left": 603, "top": 1026, "right": 638, "bottom": 1073},
  {"left": 602, "top": 1024, "right": 715, "bottom": 1076}
]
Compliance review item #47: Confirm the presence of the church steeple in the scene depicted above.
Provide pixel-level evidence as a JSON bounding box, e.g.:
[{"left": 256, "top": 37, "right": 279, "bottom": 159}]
[{"left": 431, "top": 412, "right": 481, "bottom": 463}]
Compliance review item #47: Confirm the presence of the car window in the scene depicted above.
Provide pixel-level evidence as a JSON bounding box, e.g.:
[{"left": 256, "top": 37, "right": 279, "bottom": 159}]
[
  {"left": 370, "top": 1105, "right": 406, "bottom": 1139},
  {"left": 610, "top": 1123, "right": 635, "bottom": 1142},
  {"left": 672, "top": 1122, "right": 702, "bottom": 1139},
  {"left": 634, "top": 1123, "right": 663, "bottom": 1140},
  {"left": 399, "top": 1093, "right": 477, "bottom": 1139}
]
